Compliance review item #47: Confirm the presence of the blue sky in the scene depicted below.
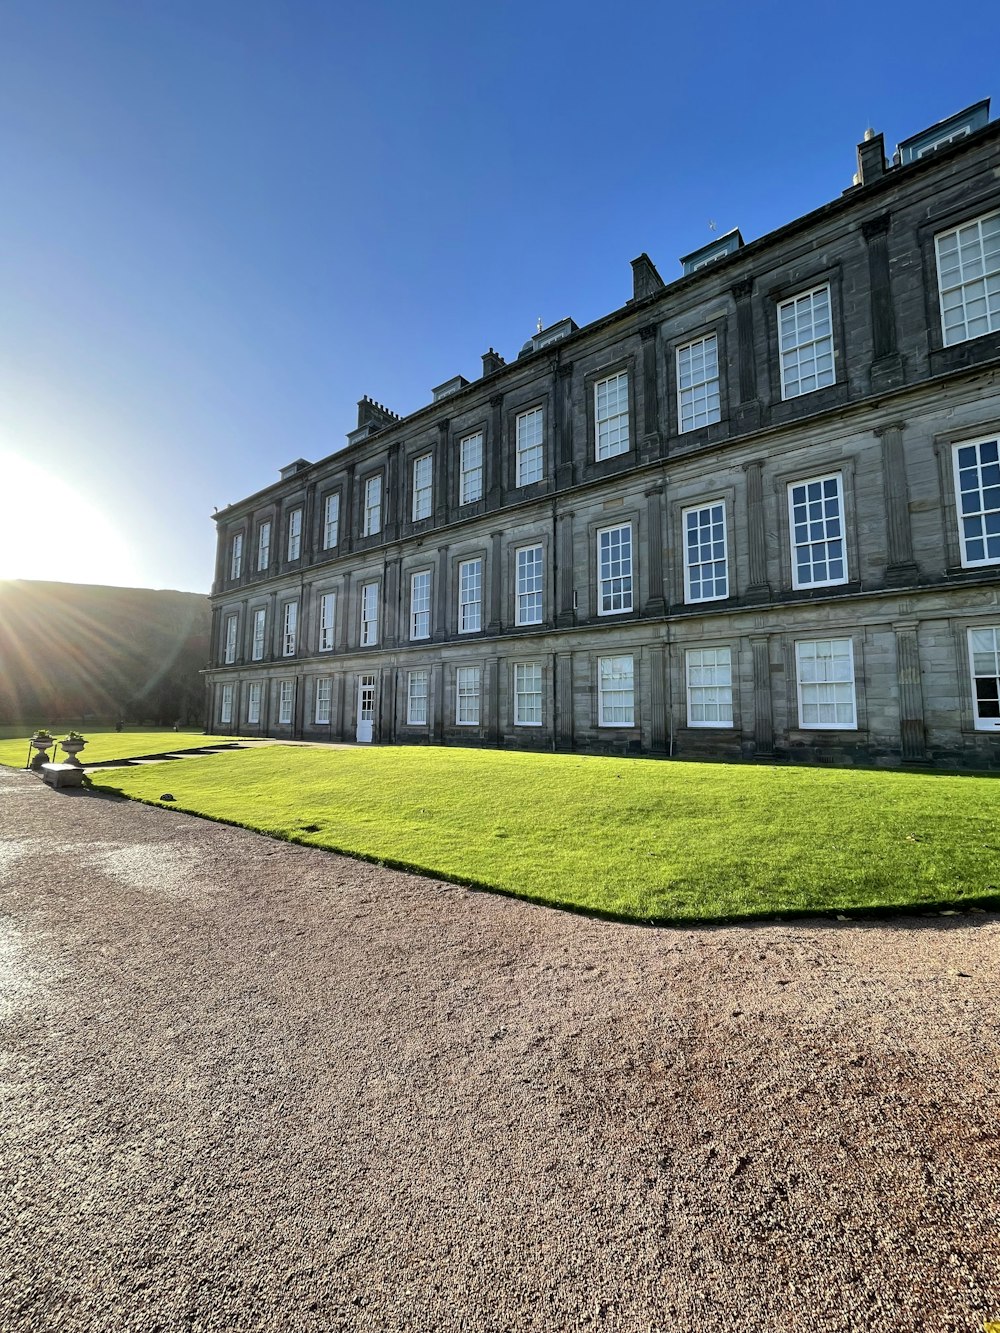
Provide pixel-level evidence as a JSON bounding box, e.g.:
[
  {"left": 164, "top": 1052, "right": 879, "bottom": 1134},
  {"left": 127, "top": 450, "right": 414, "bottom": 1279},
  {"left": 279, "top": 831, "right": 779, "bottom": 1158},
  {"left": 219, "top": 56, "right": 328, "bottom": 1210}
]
[{"left": 2, "top": 0, "right": 998, "bottom": 593}]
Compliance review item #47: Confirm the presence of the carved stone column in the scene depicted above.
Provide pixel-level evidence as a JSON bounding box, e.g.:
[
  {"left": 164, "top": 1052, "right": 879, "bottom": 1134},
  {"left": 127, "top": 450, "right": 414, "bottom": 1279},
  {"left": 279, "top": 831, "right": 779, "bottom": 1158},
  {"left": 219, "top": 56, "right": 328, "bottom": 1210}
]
[
  {"left": 876, "top": 422, "right": 918, "bottom": 585},
  {"left": 732, "top": 277, "right": 762, "bottom": 432},
  {"left": 556, "top": 509, "right": 575, "bottom": 628},
  {"left": 863, "top": 213, "right": 904, "bottom": 391},
  {"left": 644, "top": 485, "right": 666, "bottom": 616},
  {"left": 434, "top": 544, "right": 450, "bottom": 641},
  {"left": 556, "top": 652, "right": 574, "bottom": 751},
  {"left": 743, "top": 459, "right": 770, "bottom": 601},
  {"left": 555, "top": 363, "right": 574, "bottom": 489},
  {"left": 894, "top": 620, "right": 926, "bottom": 762},
  {"left": 488, "top": 531, "right": 503, "bottom": 635},
  {"left": 639, "top": 324, "right": 662, "bottom": 461},
  {"left": 487, "top": 394, "right": 504, "bottom": 510},
  {"left": 750, "top": 635, "right": 774, "bottom": 756},
  {"left": 648, "top": 643, "right": 667, "bottom": 753}
]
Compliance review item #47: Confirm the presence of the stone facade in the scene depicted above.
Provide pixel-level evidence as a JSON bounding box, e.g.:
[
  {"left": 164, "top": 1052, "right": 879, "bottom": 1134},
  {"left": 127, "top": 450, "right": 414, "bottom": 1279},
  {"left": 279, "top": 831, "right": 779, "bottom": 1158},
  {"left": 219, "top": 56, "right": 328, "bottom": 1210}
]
[{"left": 207, "top": 107, "right": 1000, "bottom": 769}]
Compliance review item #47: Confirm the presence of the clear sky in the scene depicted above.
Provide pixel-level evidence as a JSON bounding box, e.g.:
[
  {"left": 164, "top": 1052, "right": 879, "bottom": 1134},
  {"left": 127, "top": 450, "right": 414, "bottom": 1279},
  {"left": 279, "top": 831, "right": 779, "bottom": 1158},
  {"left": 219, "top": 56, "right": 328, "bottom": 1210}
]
[{"left": 2, "top": 0, "right": 998, "bottom": 594}]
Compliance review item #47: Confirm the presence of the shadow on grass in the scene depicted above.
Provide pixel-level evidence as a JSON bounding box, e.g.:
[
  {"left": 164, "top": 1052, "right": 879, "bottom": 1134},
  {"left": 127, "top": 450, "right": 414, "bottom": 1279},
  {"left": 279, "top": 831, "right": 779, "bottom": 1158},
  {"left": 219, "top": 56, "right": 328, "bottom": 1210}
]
[{"left": 83, "top": 782, "right": 1000, "bottom": 930}]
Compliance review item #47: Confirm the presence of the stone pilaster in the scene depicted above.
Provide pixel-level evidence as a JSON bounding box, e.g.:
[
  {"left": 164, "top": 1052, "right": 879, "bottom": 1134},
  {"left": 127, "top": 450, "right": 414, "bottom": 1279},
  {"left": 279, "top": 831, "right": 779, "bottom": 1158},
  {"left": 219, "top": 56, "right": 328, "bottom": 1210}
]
[
  {"left": 488, "top": 531, "right": 503, "bottom": 635},
  {"left": 876, "top": 422, "right": 918, "bottom": 585},
  {"left": 894, "top": 621, "right": 927, "bottom": 762},
  {"left": 555, "top": 363, "right": 574, "bottom": 489},
  {"left": 556, "top": 652, "right": 574, "bottom": 751},
  {"left": 644, "top": 485, "right": 665, "bottom": 615},
  {"left": 556, "top": 510, "right": 575, "bottom": 628},
  {"left": 432, "top": 664, "right": 445, "bottom": 743},
  {"left": 732, "top": 277, "right": 762, "bottom": 432},
  {"left": 337, "top": 573, "right": 352, "bottom": 654},
  {"left": 434, "top": 545, "right": 450, "bottom": 641},
  {"left": 750, "top": 636, "right": 774, "bottom": 756},
  {"left": 863, "top": 213, "right": 904, "bottom": 391},
  {"left": 648, "top": 644, "right": 667, "bottom": 753},
  {"left": 487, "top": 394, "right": 503, "bottom": 509},
  {"left": 435, "top": 421, "right": 450, "bottom": 526},
  {"left": 743, "top": 459, "right": 770, "bottom": 600},
  {"left": 382, "top": 556, "right": 400, "bottom": 648},
  {"left": 487, "top": 657, "right": 500, "bottom": 745},
  {"left": 342, "top": 465, "right": 355, "bottom": 553},
  {"left": 639, "top": 324, "right": 661, "bottom": 460}
]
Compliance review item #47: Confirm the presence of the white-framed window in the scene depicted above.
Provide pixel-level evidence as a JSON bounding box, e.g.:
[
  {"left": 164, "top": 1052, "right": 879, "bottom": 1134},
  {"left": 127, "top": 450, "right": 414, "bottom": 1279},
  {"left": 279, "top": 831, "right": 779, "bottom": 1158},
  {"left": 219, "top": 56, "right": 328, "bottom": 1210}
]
[
  {"left": 456, "top": 666, "right": 481, "bottom": 725},
  {"left": 597, "top": 523, "right": 633, "bottom": 615},
  {"left": 318, "top": 592, "right": 336, "bottom": 652},
  {"left": 224, "top": 613, "right": 239, "bottom": 665},
  {"left": 315, "top": 676, "right": 332, "bottom": 725},
  {"left": 788, "top": 473, "right": 847, "bottom": 589},
  {"left": 323, "top": 494, "right": 340, "bottom": 549},
  {"left": 257, "top": 521, "right": 271, "bottom": 572},
  {"left": 595, "top": 371, "right": 629, "bottom": 460},
  {"left": 953, "top": 436, "right": 1000, "bottom": 567},
  {"left": 287, "top": 508, "right": 302, "bottom": 561},
  {"left": 516, "top": 408, "right": 544, "bottom": 487},
  {"left": 220, "top": 683, "right": 233, "bottom": 726},
  {"left": 407, "top": 670, "right": 429, "bottom": 725},
  {"left": 251, "top": 607, "right": 266, "bottom": 662},
  {"left": 458, "top": 558, "right": 482, "bottom": 633},
  {"left": 230, "top": 533, "right": 243, "bottom": 580},
  {"left": 410, "top": 570, "right": 431, "bottom": 641},
  {"left": 282, "top": 601, "right": 298, "bottom": 657},
  {"left": 968, "top": 626, "right": 1000, "bottom": 731},
  {"left": 515, "top": 544, "right": 543, "bottom": 625},
  {"left": 778, "top": 284, "right": 835, "bottom": 400},
  {"left": 795, "top": 639, "right": 857, "bottom": 729},
  {"left": 686, "top": 647, "right": 733, "bottom": 727},
  {"left": 363, "top": 475, "right": 382, "bottom": 537},
  {"left": 683, "top": 501, "right": 728, "bottom": 602},
  {"left": 460, "top": 432, "right": 483, "bottom": 504},
  {"left": 360, "top": 582, "right": 379, "bottom": 646},
  {"left": 278, "top": 678, "right": 295, "bottom": 725},
  {"left": 412, "top": 454, "right": 433, "bottom": 521},
  {"left": 246, "top": 681, "right": 261, "bottom": 725},
  {"left": 935, "top": 211, "right": 1000, "bottom": 346},
  {"left": 598, "top": 655, "right": 635, "bottom": 727},
  {"left": 677, "top": 334, "right": 721, "bottom": 433},
  {"left": 513, "top": 662, "right": 542, "bottom": 727}
]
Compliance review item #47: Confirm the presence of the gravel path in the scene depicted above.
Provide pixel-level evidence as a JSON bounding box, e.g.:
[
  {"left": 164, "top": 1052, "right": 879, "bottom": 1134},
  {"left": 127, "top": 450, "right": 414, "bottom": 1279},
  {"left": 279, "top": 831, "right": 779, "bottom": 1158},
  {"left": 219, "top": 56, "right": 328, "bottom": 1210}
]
[{"left": 1, "top": 765, "right": 998, "bottom": 1332}]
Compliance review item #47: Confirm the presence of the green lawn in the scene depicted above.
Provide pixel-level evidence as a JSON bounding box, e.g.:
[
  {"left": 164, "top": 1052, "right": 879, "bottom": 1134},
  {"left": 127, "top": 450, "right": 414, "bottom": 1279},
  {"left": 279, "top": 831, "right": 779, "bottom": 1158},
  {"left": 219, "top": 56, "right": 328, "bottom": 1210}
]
[
  {"left": 0, "top": 727, "right": 237, "bottom": 769},
  {"left": 89, "top": 745, "right": 1000, "bottom": 923}
]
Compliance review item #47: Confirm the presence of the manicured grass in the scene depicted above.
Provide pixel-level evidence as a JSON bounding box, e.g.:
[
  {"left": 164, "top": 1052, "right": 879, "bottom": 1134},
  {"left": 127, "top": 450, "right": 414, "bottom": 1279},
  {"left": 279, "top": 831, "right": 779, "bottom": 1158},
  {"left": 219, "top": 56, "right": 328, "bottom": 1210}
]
[
  {"left": 90, "top": 745, "right": 1000, "bottom": 923},
  {"left": 0, "top": 727, "right": 237, "bottom": 769}
]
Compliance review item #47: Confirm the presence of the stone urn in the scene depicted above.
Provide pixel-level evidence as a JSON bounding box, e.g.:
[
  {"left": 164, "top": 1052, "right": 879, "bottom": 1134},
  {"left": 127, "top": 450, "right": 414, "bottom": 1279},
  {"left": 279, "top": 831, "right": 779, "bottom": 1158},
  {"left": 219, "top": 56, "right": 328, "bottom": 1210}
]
[
  {"left": 28, "top": 735, "right": 55, "bottom": 770},
  {"left": 59, "top": 736, "right": 88, "bottom": 766}
]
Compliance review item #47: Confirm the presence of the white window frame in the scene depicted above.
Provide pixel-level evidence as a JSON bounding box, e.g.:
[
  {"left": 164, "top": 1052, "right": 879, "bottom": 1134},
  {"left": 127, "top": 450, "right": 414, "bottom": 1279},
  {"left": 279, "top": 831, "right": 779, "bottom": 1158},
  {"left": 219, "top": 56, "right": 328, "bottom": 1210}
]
[
  {"left": 968, "top": 626, "right": 1000, "bottom": 731},
  {"left": 315, "top": 676, "right": 332, "bottom": 725},
  {"left": 230, "top": 533, "right": 243, "bottom": 580},
  {"left": 278, "top": 679, "right": 295, "bottom": 725},
  {"left": 935, "top": 210, "right": 1000, "bottom": 347},
  {"left": 788, "top": 473, "right": 848, "bottom": 590},
  {"left": 594, "top": 371, "right": 630, "bottom": 461},
  {"left": 318, "top": 592, "right": 336, "bottom": 652},
  {"left": 778, "top": 284, "right": 835, "bottom": 400},
  {"left": 360, "top": 582, "right": 379, "bottom": 647},
  {"left": 282, "top": 600, "right": 298, "bottom": 657},
  {"left": 458, "top": 558, "right": 482, "bottom": 634},
  {"left": 257, "top": 521, "right": 271, "bottom": 571},
  {"left": 246, "top": 681, "right": 261, "bottom": 725},
  {"left": 410, "top": 570, "right": 431, "bottom": 641},
  {"left": 795, "top": 639, "right": 857, "bottom": 730},
  {"left": 223, "top": 612, "right": 238, "bottom": 665},
  {"left": 952, "top": 436, "right": 1000, "bottom": 569},
  {"left": 515, "top": 408, "right": 544, "bottom": 487},
  {"left": 219, "top": 683, "right": 233, "bottom": 726},
  {"left": 597, "top": 655, "right": 635, "bottom": 728},
  {"left": 412, "top": 454, "right": 433, "bottom": 521},
  {"left": 515, "top": 544, "right": 543, "bottom": 626},
  {"left": 685, "top": 647, "right": 734, "bottom": 728},
  {"left": 251, "top": 607, "right": 266, "bottom": 662},
  {"left": 676, "top": 334, "right": 721, "bottom": 433},
  {"left": 322, "top": 494, "right": 340, "bottom": 550},
  {"left": 682, "top": 500, "right": 728, "bottom": 603},
  {"left": 460, "top": 432, "right": 483, "bottom": 505},
  {"left": 455, "top": 666, "right": 481, "bottom": 726},
  {"left": 363, "top": 475, "right": 382, "bottom": 537},
  {"left": 407, "top": 670, "right": 429, "bottom": 726},
  {"left": 597, "top": 523, "right": 634, "bottom": 616},
  {"left": 287, "top": 508, "right": 302, "bottom": 561},
  {"left": 513, "top": 661, "right": 543, "bottom": 727}
]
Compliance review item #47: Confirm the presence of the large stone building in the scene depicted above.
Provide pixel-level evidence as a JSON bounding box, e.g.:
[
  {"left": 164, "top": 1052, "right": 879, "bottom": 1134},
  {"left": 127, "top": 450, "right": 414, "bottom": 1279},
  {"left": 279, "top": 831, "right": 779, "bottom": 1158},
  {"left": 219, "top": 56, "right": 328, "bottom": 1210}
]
[{"left": 207, "top": 101, "right": 1000, "bottom": 769}]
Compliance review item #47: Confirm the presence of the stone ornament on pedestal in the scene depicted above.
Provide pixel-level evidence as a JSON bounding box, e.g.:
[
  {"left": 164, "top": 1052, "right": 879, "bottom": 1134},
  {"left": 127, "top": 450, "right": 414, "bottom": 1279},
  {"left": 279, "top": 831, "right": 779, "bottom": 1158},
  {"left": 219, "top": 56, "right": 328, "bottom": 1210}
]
[
  {"left": 28, "top": 733, "right": 54, "bottom": 769},
  {"left": 59, "top": 735, "right": 88, "bottom": 766}
]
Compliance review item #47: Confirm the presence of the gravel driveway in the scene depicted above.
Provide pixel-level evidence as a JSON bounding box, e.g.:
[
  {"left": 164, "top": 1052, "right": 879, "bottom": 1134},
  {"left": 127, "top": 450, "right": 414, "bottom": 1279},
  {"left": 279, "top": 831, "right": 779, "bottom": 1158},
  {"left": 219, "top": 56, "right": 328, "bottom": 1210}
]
[{"left": 1, "top": 765, "right": 997, "bottom": 1332}]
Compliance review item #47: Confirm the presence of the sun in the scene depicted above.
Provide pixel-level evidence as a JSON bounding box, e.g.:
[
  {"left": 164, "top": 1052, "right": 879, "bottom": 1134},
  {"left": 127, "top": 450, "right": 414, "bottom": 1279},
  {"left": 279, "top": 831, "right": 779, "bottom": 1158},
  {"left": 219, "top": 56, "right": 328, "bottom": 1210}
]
[{"left": 0, "top": 447, "right": 136, "bottom": 585}]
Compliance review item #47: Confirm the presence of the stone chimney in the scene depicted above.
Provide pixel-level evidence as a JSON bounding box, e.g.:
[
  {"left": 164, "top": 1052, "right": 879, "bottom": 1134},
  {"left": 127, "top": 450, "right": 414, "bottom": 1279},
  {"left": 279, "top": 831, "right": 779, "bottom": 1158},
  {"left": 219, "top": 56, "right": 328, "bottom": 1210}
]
[
  {"left": 356, "top": 396, "right": 400, "bottom": 432},
  {"left": 482, "top": 348, "right": 506, "bottom": 377},
  {"left": 630, "top": 253, "right": 665, "bottom": 301},
  {"left": 856, "top": 128, "right": 887, "bottom": 185}
]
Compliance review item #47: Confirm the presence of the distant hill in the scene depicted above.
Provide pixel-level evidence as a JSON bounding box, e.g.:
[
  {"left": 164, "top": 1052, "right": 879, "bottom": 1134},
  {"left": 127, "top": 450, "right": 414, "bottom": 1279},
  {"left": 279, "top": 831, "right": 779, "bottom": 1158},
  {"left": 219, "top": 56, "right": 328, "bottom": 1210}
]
[{"left": 0, "top": 580, "right": 210, "bottom": 727}]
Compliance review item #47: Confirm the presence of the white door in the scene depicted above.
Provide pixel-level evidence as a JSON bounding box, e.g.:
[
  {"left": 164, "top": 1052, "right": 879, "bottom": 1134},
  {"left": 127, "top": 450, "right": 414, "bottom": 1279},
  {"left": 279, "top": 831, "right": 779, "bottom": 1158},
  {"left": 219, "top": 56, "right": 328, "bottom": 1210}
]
[{"left": 356, "top": 674, "right": 376, "bottom": 743}]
